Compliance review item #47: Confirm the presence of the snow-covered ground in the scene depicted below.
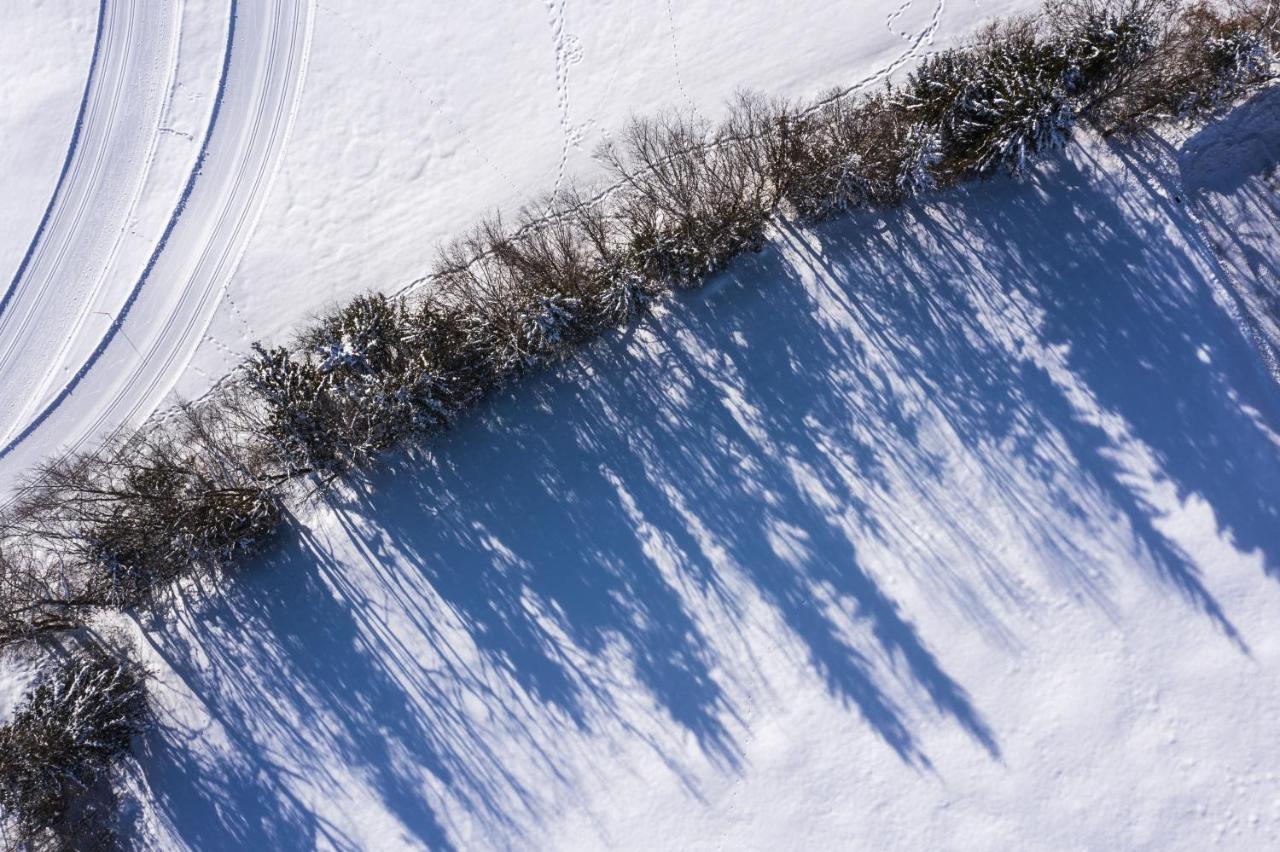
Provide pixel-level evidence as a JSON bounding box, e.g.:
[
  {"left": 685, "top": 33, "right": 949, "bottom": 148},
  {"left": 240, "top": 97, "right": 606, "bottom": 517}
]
[
  {"left": 118, "top": 126, "right": 1280, "bottom": 849},
  {"left": 4, "top": 3, "right": 1280, "bottom": 850},
  {"left": 0, "top": 650, "right": 38, "bottom": 727},
  {"left": 1181, "top": 86, "right": 1280, "bottom": 380},
  {"left": 0, "top": 0, "right": 1036, "bottom": 492},
  {"left": 0, "top": 0, "right": 96, "bottom": 293}
]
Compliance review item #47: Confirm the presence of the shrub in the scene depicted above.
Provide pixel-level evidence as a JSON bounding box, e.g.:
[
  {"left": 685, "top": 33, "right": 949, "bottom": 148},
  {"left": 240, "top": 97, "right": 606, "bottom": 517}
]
[
  {"left": 901, "top": 19, "right": 1077, "bottom": 176},
  {"left": 1056, "top": 0, "right": 1277, "bottom": 132},
  {"left": 245, "top": 294, "right": 448, "bottom": 477},
  {"left": 550, "top": 188, "right": 664, "bottom": 325},
  {"left": 2, "top": 405, "right": 279, "bottom": 616},
  {"left": 1165, "top": 2, "right": 1274, "bottom": 118},
  {"left": 602, "top": 113, "right": 772, "bottom": 288},
  {"left": 434, "top": 223, "right": 571, "bottom": 376},
  {"left": 746, "top": 91, "right": 933, "bottom": 220},
  {"left": 1053, "top": 0, "right": 1165, "bottom": 122},
  {"left": 1189, "top": 25, "right": 1273, "bottom": 112},
  {"left": 593, "top": 264, "right": 660, "bottom": 326},
  {"left": 719, "top": 91, "right": 805, "bottom": 210},
  {"left": 0, "top": 644, "right": 148, "bottom": 850},
  {"left": 1, "top": 535, "right": 85, "bottom": 647}
]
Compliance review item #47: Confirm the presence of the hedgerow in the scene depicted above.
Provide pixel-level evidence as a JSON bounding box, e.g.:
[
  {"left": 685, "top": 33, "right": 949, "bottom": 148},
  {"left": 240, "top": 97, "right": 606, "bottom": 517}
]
[{"left": 0, "top": 0, "right": 1274, "bottom": 844}]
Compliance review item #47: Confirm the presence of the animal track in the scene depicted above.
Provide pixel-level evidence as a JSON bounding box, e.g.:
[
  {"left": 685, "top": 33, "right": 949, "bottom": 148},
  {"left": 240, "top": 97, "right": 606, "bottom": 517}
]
[
  {"left": 814, "top": 0, "right": 947, "bottom": 103},
  {"left": 564, "top": 33, "right": 584, "bottom": 66},
  {"left": 542, "top": 0, "right": 578, "bottom": 193},
  {"left": 385, "top": 0, "right": 952, "bottom": 307},
  {"left": 887, "top": 0, "right": 915, "bottom": 40},
  {"left": 664, "top": 0, "right": 699, "bottom": 116}
]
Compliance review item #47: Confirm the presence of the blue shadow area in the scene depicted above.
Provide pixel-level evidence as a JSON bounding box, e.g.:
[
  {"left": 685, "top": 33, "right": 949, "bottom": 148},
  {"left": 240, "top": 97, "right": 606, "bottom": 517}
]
[{"left": 138, "top": 130, "right": 1280, "bottom": 849}]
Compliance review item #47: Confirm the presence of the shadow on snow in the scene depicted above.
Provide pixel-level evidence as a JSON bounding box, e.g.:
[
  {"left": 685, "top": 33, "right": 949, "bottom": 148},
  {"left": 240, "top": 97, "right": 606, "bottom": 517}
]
[{"left": 136, "top": 133, "right": 1280, "bottom": 849}]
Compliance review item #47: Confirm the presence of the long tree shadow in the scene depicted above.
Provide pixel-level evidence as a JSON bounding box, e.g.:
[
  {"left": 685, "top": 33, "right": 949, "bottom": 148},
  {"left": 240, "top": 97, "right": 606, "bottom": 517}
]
[
  {"left": 1179, "top": 85, "right": 1280, "bottom": 375},
  {"left": 1013, "top": 141, "right": 1278, "bottom": 583},
  {"left": 350, "top": 277, "right": 999, "bottom": 767},
  {"left": 138, "top": 522, "right": 468, "bottom": 850},
  {"left": 136, "top": 131, "right": 1280, "bottom": 848},
  {"left": 806, "top": 140, "right": 1279, "bottom": 623}
]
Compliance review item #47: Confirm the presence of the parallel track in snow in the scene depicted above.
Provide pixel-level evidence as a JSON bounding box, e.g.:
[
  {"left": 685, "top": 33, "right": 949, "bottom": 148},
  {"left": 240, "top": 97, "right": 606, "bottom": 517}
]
[
  {"left": 0, "top": 0, "right": 313, "bottom": 478},
  {"left": 0, "top": 1, "right": 180, "bottom": 433},
  {"left": 0, "top": 1, "right": 105, "bottom": 320},
  {"left": 87, "top": 0, "right": 313, "bottom": 441}
]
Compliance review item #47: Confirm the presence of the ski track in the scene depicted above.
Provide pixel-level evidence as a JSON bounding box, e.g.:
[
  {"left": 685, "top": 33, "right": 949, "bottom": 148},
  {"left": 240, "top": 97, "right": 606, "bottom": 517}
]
[
  {"left": 0, "top": 0, "right": 162, "bottom": 396},
  {"left": 78, "top": 0, "right": 313, "bottom": 453},
  {"left": 4, "top": 1, "right": 185, "bottom": 437},
  {"left": 114, "top": 0, "right": 313, "bottom": 431},
  {"left": 0, "top": 1, "right": 105, "bottom": 320},
  {"left": 0, "top": 0, "right": 313, "bottom": 475},
  {"left": 0, "top": 0, "right": 234, "bottom": 461}
]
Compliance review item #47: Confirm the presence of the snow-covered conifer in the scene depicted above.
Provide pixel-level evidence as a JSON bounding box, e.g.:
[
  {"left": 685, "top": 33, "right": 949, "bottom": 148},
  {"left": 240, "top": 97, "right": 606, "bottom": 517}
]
[
  {"left": 896, "top": 124, "right": 944, "bottom": 197},
  {"left": 1187, "top": 28, "right": 1273, "bottom": 113},
  {"left": 595, "top": 265, "right": 658, "bottom": 325},
  {"left": 521, "top": 293, "right": 580, "bottom": 353},
  {"left": 901, "top": 24, "right": 1075, "bottom": 176},
  {"left": 0, "top": 644, "right": 148, "bottom": 849}
]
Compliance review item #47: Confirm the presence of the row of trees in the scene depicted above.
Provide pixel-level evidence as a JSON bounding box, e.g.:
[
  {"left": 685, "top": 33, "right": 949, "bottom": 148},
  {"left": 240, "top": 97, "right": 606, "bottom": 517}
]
[
  {"left": 0, "top": 0, "right": 1274, "bottom": 845},
  {"left": 4, "top": 0, "right": 1274, "bottom": 639}
]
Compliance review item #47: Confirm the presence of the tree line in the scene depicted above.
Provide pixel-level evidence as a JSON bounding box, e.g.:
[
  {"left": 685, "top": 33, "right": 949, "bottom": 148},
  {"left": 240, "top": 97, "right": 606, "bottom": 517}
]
[{"left": 1, "top": 0, "right": 1275, "bottom": 847}]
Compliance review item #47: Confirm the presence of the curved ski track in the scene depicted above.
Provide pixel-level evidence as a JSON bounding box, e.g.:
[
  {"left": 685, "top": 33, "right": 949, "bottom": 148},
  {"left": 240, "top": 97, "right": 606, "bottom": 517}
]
[
  {"left": 0, "top": 0, "right": 105, "bottom": 320},
  {"left": 0, "top": 0, "right": 313, "bottom": 481},
  {"left": 0, "top": 1, "right": 180, "bottom": 437}
]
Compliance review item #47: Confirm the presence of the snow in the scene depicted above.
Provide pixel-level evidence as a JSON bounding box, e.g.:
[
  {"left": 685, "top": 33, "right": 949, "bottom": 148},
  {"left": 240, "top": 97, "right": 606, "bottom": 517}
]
[
  {"left": 210, "top": 0, "right": 1029, "bottom": 356},
  {"left": 0, "top": 0, "right": 96, "bottom": 292},
  {"left": 0, "top": 0, "right": 1036, "bottom": 493},
  {"left": 3, "top": 2, "right": 1279, "bottom": 850},
  {"left": 1180, "top": 85, "right": 1280, "bottom": 380},
  {"left": 0, "top": 650, "right": 39, "bottom": 726},
  {"left": 121, "top": 131, "right": 1280, "bottom": 849}
]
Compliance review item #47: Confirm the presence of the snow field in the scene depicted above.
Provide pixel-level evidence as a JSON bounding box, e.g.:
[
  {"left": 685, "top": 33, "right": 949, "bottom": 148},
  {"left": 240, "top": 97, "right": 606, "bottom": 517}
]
[
  {"left": 0, "top": 0, "right": 1038, "bottom": 494},
  {"left": 121, "top": 133, "right": 1280, "bottom": 850},
  {"left": 2, "top": 2, "right": 1278, "bottom": 849},
  {"left": 0, "top": 0, "right": 97, "bottom": 294},
  {"left": 1181, "top": 86, "right": 1280, "bottom": 380}
]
